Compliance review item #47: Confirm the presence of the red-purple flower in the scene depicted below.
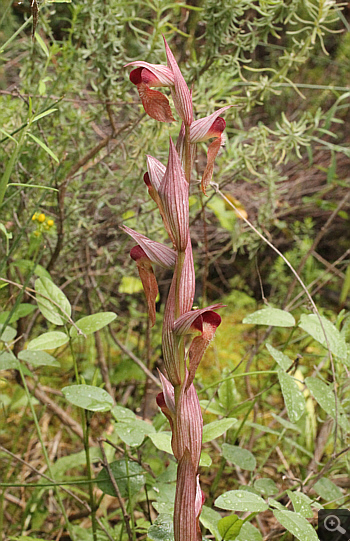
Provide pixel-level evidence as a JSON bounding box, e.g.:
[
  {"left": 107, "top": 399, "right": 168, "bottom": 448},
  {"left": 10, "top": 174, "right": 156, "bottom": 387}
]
[{"left": 125, "top": 37, "right": 193, "bottom": 126}]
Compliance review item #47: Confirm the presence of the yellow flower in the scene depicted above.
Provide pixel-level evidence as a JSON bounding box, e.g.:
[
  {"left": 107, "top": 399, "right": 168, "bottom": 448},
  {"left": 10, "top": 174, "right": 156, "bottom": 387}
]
[
  {"left": 32, "top": 214, "right": 37, "bottom": 221},
  {"left": 47, "top": 219, "right": 54, "bottom": 227},
  {"left": 38, "top": 213, "right": 46, "bottom": 223}
]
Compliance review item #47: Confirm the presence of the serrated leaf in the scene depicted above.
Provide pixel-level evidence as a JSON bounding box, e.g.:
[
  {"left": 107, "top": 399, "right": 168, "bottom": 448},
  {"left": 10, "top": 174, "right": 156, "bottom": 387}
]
[
  {"left": 278, "top": 369, "right": 305, "bottom": 422},
  {"left": 18, "top": 350, "right": 60, "bottom": 367},
  {"left": 313, "top": 478, "right": 344, "bottom": 503},
  {"left": 243, "top": 308, "right": 295, "bottom": 327},
  {"left": 254, "top": 478, "right": 278, "bottom": 496},
  {"left": 222, "top": 444, "right": 256, "bottom": 471},
  {"left": 218, "top": 515, "right": 243, "bottom": 540},
  {"left": 273, "top": 509, "right": 318, "bottom": 541},
  {"left": 266, "top": 343, "right": 292, "bottom": 371},
  {"left": 287, "top": 491, "right": 313, "bottom": 518},
  {"left": 202, "top": 418, "right": 237, "bottom": 443},
  {"left": 215, "top": 490, "right": 268, "bottom": 513},
  {"left": 148, "top": 432, "right": 173, "bottom": 455},
  {"left": 114, "top": 418, "right": 155, "bottom": 447},
  {"left": 27, "top": 331, "right": 69, "bottom": 350},
  {"left": 35, "top": 277, "right": 71, "bottom": 325},
  {"left": 236, "top": 522, "right": 262, "bottom": 541},
  {"left": 96, "top": 459, "right": 144, "bottom": 498},
  {"left": 0, "top": 324, "right": 16, "bottom": 342},
  {"left": 299, "top": 314, "right": 347, "bottom": 359},
  {"left": 147, "top": 514, "right": 174, "bottom": 541},
  {"left": 62, "top": 384, "right": 113, "bottom": 412},
  {"left": 70, "top": 312, "right": 117, "bottom": 338}
]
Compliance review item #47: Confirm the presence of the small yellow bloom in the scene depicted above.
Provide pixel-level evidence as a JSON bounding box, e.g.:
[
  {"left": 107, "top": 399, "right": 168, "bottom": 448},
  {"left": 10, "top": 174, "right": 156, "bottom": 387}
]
[
  {"left": 34, "top": 230, "right": 41, "bottom": 237},
  {"left": 32, "top": 214, "right": 37, "bottom": 221},
  {"left": 38, "top": 213, "right": 46, "bottom": 223},
  {"left": 47, "top": 219, "right": 54, "bottom": 227}
]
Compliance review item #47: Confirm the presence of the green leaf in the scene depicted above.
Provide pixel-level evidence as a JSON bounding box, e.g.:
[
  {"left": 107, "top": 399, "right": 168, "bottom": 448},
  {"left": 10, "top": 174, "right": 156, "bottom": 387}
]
[
  {"left": 0, "top": 351, "right": 19, "bottom": 370},
  {"left": 70, "top": 312, "right": 117, "bottom": 338},
  {"left": 148, "top": 432, "right": 173, "bottom": 455},
  {"left": 153, "top": 483, "right": 176, "bottom": 514},
  {"left": 32, "top": 108, "right": 58, "bottom": 122},
  {"left": 111, "top": 405, "right": 136, "bottom": 421},
  {"left": 199, "top": 452, "right": 212, "bottom": 467},
  {"left": 273, "top": 509, "right": 318, "bottom": 541},
  {"left": 96, "top": 459, "right": 144, "bottom": 498},
  {"left": 313, "top": 478, "right": 344, "bottom": 503},
  {"left": 35, "top": 277, "right": 71, "bottom": 325},
  {"left": 218, "top": 515, "right": 243, "bottom": 540},
  {"left": 243, "top": 308, "right": 295, "bottom": 327},
  {"left": 51, "top": 447, "right": 103, "bottom": 477},
  {"left": 270, "top": 413, "right": 301, "bottom": 432},
  {"left": 254, "top": 478, "right": 278, "bottom": 496},
  {"left": 0, "top": 304, "right": 36, "bottom": 324},
  {"left": 278, "top": 369, "right": 305, "bottom": 422},
  {"left": 268, "top": 498, "right": 287, "bottom": 511},
  {"left": 299, "top": 314, "right": 347, "bottom": 359},
  {"left": 200, "top": 506, "right": 222, "bottom": 541},
  {"left": 222, "top": 444, "right": 256, "bottom": 471},
  {"left": 202, "top": 418, "right": 237, "bottom": 443},
  {"left": 12, "top": 259, "right": 52, "bottom": 280},
  {"left": 0, "top": 324, "right": 16, "bottom": 342},
  {"left": 287, "top": 491, "right": 313, "bottom": 518},
  {"left": 305, "top": 376, "right": 349, "bottom": 431},
  {"left": 62, "top": 384, "right": 113, "bottom": 412},
  {"left": 27, "top": 331, "right": 69, "bottom": 350},
  {"left": 114, "top": 418, "right": 155, "bottom": 447},
  {"left": 147, "top": 514, "right": 174, "bottom": 541},
  {"left": 266, "top": 343, "right": 292, "bottom": 371},
  {"left": 27, "top": 133, "right": 59, "bottom": 163},
  {"left": 18, "top": 350, "right": 60, "bottom": 368},
  {"left": 215, "top": 490, "right": 268, "bottom": 513},
  {"left": 218, "top": 372, "right": 236, "bottom": 411},
  {"left": 236, "top": 522, "right": 262, "bottom": 541}
]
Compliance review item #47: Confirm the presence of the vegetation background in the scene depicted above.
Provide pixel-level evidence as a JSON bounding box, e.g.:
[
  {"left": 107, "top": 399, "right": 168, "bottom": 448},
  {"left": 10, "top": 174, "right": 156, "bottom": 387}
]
[{"left": 0, "top": 0, "right": 349, "bottom": 540}]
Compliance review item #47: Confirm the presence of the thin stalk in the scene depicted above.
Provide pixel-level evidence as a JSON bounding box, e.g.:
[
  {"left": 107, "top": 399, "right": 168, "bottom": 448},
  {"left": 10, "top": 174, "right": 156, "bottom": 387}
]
[
  {"left": 0, "top": 16, "right": 32, "bottom": 54},
  {"left": 69, "top": 337, "right": 98, "bottom": 541},
  {"left": 0, "top": 127, "right": 27, "bottom": 207},
  {"left": 124, "top": 444, "right": 136, "bottom": 541},
  {"left": 17, "top": 361, "right": 75, "bottom": 540}
]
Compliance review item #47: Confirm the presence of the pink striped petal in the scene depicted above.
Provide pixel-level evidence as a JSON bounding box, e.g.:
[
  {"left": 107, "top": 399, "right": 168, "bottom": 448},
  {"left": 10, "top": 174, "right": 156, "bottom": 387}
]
[
  {"left": 146, "top": 155, "right": 166, "bottom": 191},
  {"left": 176, "top": 381, "right": 203, "bottom": 470},
  {"left": 190, "top": 106, "right": 232, "bottom": 143},
  {"left": 178, "top": 237, "right": 196, "bottom": 316},
  {"left": 163, "top": 37, "right": 193, "bottom": 126},
  {"left": 158, "top": 370, "right": 175, "bottom": 415},
  {"left": 125, "top": 61, "right": 174, "bottom": 86},
  {"left": 159, "top": 138, "right": 189, "bottom": 252},
  {"left": 173, "top": 303, "right": 224, "bottom": 335},
  {"left": 121, "top": 225, "right": 176, "bottom": 268}
]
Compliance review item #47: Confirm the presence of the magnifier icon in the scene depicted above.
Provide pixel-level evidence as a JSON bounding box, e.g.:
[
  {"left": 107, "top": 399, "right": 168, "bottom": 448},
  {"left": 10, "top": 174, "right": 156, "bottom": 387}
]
[{"left": 324, "top": 515, "right": 347, "bottom": 535}]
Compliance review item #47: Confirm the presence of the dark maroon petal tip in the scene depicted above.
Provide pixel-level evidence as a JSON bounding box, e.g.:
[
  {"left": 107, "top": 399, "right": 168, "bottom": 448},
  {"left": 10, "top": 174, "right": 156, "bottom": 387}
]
[
  {"left": 202, "top": 311, "right": 222, "bottom": 327},
  {"left": 129, "top": 67, "right": 143, "bottom": 85},
  {"left": 143, "top": 172, "right": 151, "bottom": 187},
  {"left": 130, "top": 245, "right": 146, "bottom": 261},
  {"left": 210, "top": 117, "right": 226, "bottom": 134},
  {"left": 156, "top": 392, "right": 166, "bottom": 408}
]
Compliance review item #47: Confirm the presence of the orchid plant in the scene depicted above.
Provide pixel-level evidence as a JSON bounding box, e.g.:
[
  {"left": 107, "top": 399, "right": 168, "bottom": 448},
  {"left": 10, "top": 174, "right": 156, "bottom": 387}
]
[{"left": 123, "top": 37, "right": 230, "bottom": 541}]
